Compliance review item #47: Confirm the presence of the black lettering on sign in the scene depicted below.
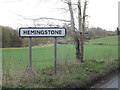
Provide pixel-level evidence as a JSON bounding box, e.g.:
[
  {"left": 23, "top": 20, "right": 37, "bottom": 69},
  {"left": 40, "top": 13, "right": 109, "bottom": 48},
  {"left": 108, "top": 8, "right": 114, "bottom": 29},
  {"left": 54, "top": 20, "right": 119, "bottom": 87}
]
[
  {"left": 37, "top": 30, "right": 41, "bottom": 34},
  {"left": 51, "top": 30, "right": 54, "bottom": 34},
  {"left": 31, "top": 30, "right": 35, "bottom": 34},
  {"left": 54, "top": 30, "right": 58, "bottom": 34},
  {"left": 23, "top": 30, "right": 28, "bottom": 34},
  {"left": 45, "top": 30, "right": 48, "bottom": 34},
  {"left": 41, "top": 30, "right": 44, "bottom": 35},
  {"left": 59, "top": 30, "right": 62, "bottom": 34},
  {"left": 22, "top": 29, "right": 64, "bottom": 36},
  {"left": 28, "top": 30, "right": 30, "bottom": 34},
  {"left": 48, "top": 30, "right": 51, "bottom": 34}
]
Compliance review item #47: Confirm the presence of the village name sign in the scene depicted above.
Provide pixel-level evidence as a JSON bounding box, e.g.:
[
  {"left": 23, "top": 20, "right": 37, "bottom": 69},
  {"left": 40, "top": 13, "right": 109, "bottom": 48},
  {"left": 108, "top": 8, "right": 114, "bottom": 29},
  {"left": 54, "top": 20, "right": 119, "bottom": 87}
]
[
  {"left": 19, "top": 27, "right": 66, "bottom": 74},
  {"left": 19, "top": 27, "right": 66, "bottom": 37}
]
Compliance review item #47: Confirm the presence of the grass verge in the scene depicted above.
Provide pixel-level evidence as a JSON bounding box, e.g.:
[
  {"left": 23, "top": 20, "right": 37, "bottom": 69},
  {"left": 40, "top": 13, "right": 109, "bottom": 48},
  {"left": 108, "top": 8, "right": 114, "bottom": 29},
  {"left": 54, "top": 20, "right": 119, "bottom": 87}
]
[{"left": 2, "top": 58, "right": 119, "bottom": 88}]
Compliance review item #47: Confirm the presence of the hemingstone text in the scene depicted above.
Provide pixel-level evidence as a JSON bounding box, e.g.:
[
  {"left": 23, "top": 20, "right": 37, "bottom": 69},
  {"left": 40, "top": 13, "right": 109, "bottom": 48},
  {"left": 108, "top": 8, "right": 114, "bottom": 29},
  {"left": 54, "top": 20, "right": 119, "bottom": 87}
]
[{"left": 19, "top": 28, "right": 66, "bottom": 37}]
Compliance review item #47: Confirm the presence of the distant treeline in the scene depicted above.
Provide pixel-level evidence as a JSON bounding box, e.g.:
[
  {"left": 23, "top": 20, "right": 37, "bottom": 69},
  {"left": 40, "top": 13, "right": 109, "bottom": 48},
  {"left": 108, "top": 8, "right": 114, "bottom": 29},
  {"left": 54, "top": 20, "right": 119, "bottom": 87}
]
[
  {"left": 0, "top": 25, "right": 117, "bottom": 48},
  {"left": 86, "top": 27, "right": 117, "bottom": 39},
  {"left": 1, "top": 26, "right": 52, "bottom": 48},
  {"left": 1, "top": 26, "right": 22, "bottom": 47}
]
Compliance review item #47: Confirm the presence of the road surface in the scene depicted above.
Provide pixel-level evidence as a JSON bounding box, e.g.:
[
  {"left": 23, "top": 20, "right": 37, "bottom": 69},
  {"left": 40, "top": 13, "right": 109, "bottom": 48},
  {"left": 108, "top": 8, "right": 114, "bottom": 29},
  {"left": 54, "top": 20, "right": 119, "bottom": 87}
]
[
  {"left": 90, "top": 72, "right": 119, "bottom": 89},
  {"left": 100, "top": 75, "right": 119, "bottom": 88}
]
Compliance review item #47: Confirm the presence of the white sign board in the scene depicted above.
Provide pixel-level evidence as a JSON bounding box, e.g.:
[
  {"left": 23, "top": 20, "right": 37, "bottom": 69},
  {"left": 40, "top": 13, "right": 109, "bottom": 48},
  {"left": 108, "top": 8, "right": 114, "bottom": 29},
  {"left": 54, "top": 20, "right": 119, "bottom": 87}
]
[{"left": 19, "top": 27, "right": 66, "bottom": 37}]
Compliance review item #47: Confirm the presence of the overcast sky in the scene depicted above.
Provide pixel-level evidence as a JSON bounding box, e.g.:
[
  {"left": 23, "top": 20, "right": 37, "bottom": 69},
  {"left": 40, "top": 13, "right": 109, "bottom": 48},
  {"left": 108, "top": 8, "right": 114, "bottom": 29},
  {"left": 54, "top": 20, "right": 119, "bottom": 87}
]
[{"left": 0, "top": 0, "right": 119, "bottom": 31}]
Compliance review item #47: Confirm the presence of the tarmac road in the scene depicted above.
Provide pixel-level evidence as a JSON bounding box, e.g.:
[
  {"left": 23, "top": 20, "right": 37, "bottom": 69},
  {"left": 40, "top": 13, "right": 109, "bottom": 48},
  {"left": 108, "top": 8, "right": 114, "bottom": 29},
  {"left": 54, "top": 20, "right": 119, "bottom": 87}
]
[
  {"left": 90, "top": 71, "right": 120, "bottom": 89},
  {"left": 100, "top": 75, "right": 119, "bottom": 88}
]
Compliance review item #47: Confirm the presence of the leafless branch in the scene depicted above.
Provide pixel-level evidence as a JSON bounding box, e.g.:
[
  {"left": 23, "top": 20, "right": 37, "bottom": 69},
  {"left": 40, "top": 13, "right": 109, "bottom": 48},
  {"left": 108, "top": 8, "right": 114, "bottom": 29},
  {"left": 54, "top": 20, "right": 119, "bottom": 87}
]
[
  {"left": 61, "top": 0, "right": 69, "bottom": 4},
  {"left": 36, "top": 17, "right": 70, "bottom": 22},
  {"left": 0, "top": 0, "right": 23, "bottom": 3},
  {"left": 57, "top": 7, "right": 69, "bottom": 13},
  {"left": 82, "top": 0, "right": 88, "bottom": 33}
]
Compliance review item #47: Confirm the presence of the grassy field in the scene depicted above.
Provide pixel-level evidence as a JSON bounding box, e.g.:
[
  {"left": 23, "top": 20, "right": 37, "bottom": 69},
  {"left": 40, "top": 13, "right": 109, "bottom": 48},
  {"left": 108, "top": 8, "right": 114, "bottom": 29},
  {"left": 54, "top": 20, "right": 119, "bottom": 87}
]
[
  {"left": 2, "top": 36, "right": 118, "bottom": 72},
  {"left": 86, "top": 36, "right": 118, "bottom": 44},
  {"left": 2, "top": 36, "right": 119, "bottom": 88}
]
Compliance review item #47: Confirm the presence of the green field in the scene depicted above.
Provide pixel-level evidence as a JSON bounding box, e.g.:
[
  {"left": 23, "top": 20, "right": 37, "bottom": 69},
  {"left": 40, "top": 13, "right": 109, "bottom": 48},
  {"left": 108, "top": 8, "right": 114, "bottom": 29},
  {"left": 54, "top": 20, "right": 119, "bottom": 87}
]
[
  {"left": 2, "top": 36, "right": 118, "bottom": 72},
  {"left": 86, "top": 36, "right": 118, "bottom": 44}
]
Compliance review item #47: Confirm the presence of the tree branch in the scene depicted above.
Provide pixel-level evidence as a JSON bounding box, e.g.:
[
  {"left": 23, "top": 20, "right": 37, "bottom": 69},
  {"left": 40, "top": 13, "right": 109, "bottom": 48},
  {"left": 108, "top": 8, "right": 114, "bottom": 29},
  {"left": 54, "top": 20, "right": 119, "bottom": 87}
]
[{"left": 82, "top": 0, "right": 88, "bottom": 33}]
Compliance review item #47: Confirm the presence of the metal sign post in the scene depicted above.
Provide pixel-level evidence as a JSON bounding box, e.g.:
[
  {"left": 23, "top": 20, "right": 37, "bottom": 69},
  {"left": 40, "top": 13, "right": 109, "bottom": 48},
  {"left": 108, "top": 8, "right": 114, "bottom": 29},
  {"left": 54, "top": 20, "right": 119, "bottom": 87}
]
[
  {"left": 19, "top": 27, "right": 66, "bottom": 74},
  {"left": 54, "top": 37, "right": 57, "bottom": 74},
  {"left": 29, "top": 37, "right": 32, "bottom": 71}
]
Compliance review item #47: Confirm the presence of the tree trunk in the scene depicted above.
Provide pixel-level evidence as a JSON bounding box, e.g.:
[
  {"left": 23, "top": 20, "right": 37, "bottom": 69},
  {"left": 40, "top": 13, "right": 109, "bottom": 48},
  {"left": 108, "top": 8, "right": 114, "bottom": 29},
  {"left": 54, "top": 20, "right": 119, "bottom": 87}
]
[
  {"left": 78, "top": 0, "right": 82, "bottom": 62},
  {"left": 81, "top": 0, "right": 87, "bottom": 62},
  {"left": 80, "top": 32, "right": 84, "bottom": 62},
  {"left": 68, "top": 0, "right": 80, "bottom": 61},
  {"left": 75, "top": 38, "right": 80, "bottom": 60}
]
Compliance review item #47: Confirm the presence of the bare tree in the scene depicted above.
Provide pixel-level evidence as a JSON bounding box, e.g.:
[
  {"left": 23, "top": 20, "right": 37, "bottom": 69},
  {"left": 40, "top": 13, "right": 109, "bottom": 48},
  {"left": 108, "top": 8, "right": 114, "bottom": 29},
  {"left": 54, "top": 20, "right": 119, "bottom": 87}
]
[
  {"left": 62, "top": 0, "right": 88, "bottom": 62},
  {"left": 79, "top": 0, "right": 88, "bottom": 62},
  {"left": 14, "top": 0, "right": 88, "bottom": 62},
  {"left": 67, "top": 0, "right": 81, "bottom": 61}
]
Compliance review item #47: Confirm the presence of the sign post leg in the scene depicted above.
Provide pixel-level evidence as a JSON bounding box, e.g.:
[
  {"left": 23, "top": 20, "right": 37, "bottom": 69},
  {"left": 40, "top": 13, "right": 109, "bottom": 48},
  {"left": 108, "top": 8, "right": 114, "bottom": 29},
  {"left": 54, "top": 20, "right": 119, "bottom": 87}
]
[
  {"left": 54, "top": 37, "right": 57, "bottom": 74},
  {"left": 29, "top": 37, "right": 32, "bottom": 71}
]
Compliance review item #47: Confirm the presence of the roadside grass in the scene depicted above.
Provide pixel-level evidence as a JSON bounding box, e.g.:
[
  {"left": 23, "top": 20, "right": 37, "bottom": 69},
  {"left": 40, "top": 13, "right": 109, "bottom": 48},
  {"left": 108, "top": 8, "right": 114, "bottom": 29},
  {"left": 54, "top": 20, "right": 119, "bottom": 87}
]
[{"left": 2, "top": 58, "right": 119, "bottom": 88}]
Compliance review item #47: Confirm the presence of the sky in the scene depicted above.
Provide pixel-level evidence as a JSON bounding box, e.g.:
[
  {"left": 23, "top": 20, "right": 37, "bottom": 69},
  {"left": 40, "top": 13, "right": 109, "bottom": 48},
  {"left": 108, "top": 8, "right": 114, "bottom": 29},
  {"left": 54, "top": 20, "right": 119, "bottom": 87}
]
[{"left": 0, "top": 0, "right": 119, "bottom": 31}]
